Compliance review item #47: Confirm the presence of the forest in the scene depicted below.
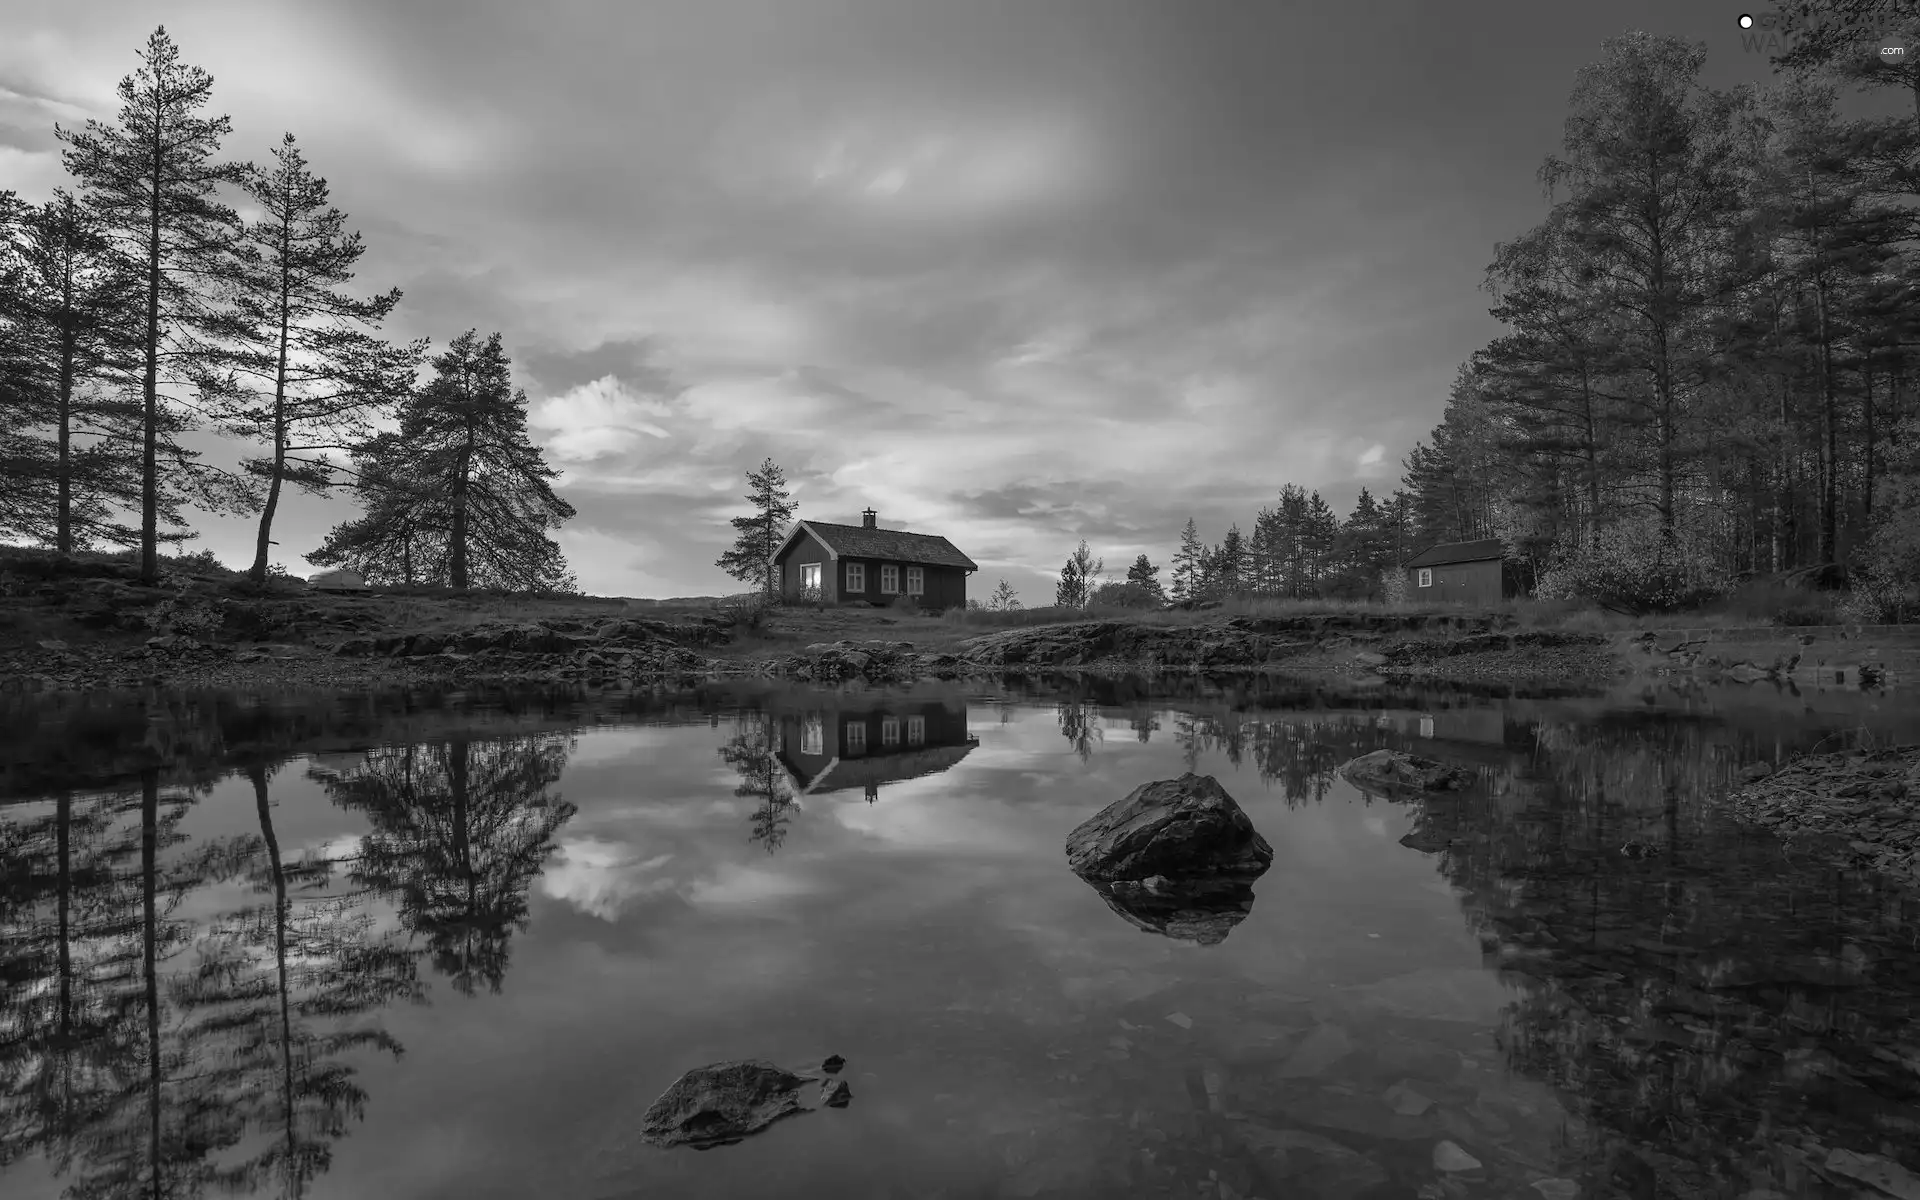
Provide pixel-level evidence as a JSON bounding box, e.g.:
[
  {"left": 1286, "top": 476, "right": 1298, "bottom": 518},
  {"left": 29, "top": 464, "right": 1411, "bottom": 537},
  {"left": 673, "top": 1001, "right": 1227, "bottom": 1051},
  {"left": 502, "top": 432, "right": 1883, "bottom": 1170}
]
[
  {"left": 0, "top": 27, "right": 578, "bottom": 593},
  {"left": 1140, "top": 26, "right": 1920, "bottom": 618}
]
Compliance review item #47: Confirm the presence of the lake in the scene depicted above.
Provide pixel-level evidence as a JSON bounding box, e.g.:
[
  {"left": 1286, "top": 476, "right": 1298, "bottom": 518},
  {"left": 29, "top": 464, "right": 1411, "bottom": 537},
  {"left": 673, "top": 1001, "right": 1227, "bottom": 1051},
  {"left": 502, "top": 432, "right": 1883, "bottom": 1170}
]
[{"left": 1, "top": 675, "right": 1917, "bottom": 1200}]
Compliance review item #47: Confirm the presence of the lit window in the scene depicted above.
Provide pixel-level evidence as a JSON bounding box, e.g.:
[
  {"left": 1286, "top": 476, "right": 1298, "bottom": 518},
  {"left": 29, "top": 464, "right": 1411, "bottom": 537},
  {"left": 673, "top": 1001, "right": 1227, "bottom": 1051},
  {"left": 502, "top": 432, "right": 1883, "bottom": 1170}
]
[
  {"left": 801, "top": 563, "right": 820, "bottom": 591},
  {"left": 846, "top": 562, "right": 865, "bottom": 592},
  {"left": 880, "top": 564, "right": 899, "bottom": 594},
  {"left": 801, "top": 715, "right": 823, "bottom": 756},
  {"left": 845, "top": 721, "right": 867, "bottom": 754},
  {"left": 906, "top": 566, "right": 923, "bottom": 595},
  {"left": 1417, "top": 568, "right": 1432, "bottom": 588},
  {"left": 906, "top": 715, "right": 924, "bottom": 745},
  {"left": 881, "top": 716, "right": 899, "bottom": 746}
]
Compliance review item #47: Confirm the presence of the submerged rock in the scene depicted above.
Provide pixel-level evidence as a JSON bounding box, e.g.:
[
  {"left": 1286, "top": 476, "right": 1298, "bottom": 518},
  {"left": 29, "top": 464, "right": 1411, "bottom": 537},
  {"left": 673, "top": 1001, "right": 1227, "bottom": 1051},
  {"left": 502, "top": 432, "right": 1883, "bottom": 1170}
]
[
  {"left": 1086, "top": 875, "right": 1260, "bottom": 945},
  {"left": 820, "top": 1054, "right": 846, "bottom": 1074},
  {"left": 1065, "top": 773, "right": 1274, "bottom": 882},
  {"left": 1336, "top": 749, "right": 1471, "bottom": 796},
  {"left": 639, "top": 1059, "right": 813, "bottom": 1149}
]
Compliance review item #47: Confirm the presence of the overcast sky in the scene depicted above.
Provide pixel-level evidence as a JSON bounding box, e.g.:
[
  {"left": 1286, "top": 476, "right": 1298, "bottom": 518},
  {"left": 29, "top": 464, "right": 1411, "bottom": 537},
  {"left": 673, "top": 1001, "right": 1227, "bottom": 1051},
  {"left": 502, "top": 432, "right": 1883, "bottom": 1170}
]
[{"left": 1, "top": 1, "right": 1800, "bottom": 600}]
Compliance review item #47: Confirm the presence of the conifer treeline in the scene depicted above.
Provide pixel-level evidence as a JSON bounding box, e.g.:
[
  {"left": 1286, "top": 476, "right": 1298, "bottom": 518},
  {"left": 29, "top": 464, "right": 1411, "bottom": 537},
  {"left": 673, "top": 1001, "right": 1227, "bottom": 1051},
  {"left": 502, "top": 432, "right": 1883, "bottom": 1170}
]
[{"left": 0, "top": 27, "right": 576, "bottom": 591}]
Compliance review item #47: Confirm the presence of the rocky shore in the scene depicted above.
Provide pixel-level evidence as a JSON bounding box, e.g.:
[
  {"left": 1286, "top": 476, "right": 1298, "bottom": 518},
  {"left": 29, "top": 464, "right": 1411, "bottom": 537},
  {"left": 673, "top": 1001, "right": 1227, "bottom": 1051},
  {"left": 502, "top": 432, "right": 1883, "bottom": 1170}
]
[{"left": 1728, "top": 746, "right": 1920, "bottom": 890}]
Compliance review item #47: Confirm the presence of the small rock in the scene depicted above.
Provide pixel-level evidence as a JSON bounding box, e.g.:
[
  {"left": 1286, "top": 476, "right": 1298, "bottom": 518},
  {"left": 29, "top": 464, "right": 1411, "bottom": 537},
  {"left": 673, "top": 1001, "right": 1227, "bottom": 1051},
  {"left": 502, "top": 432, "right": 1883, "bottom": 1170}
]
[
  {"left": 36, "top": 638, "right": 68, "bottom": 651},
  {"left": 1277, "top": 1023, "right": 1352, "bottom": 1078},
  {"left": 1166, "top": 1012, "right": 1193, "bottom": 1029},
  {"left": 1823, "top": 1148, "right": 1920, "bottom": 1199},
  {"left": 1531, "top": 1180, "right": 1581, "bottom": 1199},
  {"left": 820, "top": 1078, "right": 852, "bottom": 1108},
  {"left": 1337, "top": 750, "right": 1472, "bottom": 796},
  {"left": 1384, "top": 1080, "right": 1434, "bottom": 1116},
  {"left": 1432, "top": 1140, "right": 1481, "bottom": 1172},
  {"left": 821, "top": 1054, "right": 846, "bottom": 1074}
]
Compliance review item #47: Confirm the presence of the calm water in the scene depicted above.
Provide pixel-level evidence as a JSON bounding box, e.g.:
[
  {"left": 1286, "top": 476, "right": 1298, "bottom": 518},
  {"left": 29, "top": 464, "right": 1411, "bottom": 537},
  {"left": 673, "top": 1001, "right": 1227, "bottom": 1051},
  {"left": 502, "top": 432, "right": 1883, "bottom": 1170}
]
[{"left": 1, "top": 676, "right": 1917, "bottom": 1200}]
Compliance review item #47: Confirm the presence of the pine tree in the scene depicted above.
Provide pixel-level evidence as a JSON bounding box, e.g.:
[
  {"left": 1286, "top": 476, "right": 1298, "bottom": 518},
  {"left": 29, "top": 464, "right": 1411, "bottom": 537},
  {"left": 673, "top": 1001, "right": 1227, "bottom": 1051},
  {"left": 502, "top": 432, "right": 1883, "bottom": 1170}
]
[
  {"left": 1216, "top": 523, "right": 1246, "bottom": 596},
  {"left": 714, "top": 457, "right": 797, "bottom": 599},
  {"left": 221, "top": 133, "right": 424, "bottom": 583},
  {"left": 1171, "top": 518, "right": 1202, "bottom": 601},
  {"left": 57, "top": 26, "right": 253, "bottom": 583},
  {"left": 1124, "top": 553, "right": 1165, "bottom": 602},
  {"left": 312, "top": 331, "right": 576, "bottom": 592},
  {"left": 1055, "top": 540, "right": 1102, "bottom": 608}
]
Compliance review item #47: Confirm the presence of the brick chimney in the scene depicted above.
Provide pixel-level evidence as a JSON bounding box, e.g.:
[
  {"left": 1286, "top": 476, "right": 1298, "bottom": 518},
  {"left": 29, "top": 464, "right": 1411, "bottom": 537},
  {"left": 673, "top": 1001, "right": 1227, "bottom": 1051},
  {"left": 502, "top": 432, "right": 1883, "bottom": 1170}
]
[{"left": 861, "top": 507, "right": 877, "bottom": 529}]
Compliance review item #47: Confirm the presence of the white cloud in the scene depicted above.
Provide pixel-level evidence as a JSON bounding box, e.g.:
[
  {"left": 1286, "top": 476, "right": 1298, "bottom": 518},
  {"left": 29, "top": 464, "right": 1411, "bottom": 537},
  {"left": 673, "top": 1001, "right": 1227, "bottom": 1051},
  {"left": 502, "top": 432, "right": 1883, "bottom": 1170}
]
[{"left": 531, "top": 375, "right": 674, "bottom": 462}]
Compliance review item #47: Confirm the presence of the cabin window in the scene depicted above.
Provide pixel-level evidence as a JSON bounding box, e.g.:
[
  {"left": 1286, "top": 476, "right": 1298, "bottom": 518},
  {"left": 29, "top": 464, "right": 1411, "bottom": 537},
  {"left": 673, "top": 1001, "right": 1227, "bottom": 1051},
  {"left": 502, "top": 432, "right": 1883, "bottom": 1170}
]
[
  {"left": 801, "top": 715, "right": 823, "bottom": 756},
  {"left": 1417, "top": 568, "right": 1432, "bottom": 588},
  {"left": 907, "top": 715, "right": 924, "bottom": 745},
  {"left": 846, "top": 562, "right": 866, "bottom": 592},
  {"left": 906, "top": 566, "right": 923, "bottom": 595},
  {"left": 800, "top": 563, "right": 821, "bottom": 593},
  {"left": 845, "top": 720, "right": 867, "bottom": 755},
  {"left": 881, "top": 716, "right": 900, "bottom": 746},
  {"left": 1419, "top": 715, "right": 1435, "bottom": 739},
  {"left": 881, "top": 564, "right": 899, "bottom": 593}
]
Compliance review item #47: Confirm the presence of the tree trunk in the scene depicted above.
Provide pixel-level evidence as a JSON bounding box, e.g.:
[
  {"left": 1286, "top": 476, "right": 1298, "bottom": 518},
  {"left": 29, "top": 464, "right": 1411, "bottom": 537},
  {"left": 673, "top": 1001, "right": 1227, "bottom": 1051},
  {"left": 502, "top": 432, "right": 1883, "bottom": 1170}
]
[
  {"left": 56, "top": 790, "right": 72, "bottom": 1041},
  {"left": 141, "top": 768, "right": 163, "bottom": 1200},
  {"left": 140, "top": 116, "right": 164, "bottom": 586},
  {"left": 1815, "top": 271, "right": 1838, "bottom": 564},
  {"left": 250, "top": 763, "right": 301, "bottom": 1179},
  {"left": 55, "top": 203, "right": 78, "bottom": 556},
  {"left": 250, "top": 224, "right": 294, "bottom": 585}
]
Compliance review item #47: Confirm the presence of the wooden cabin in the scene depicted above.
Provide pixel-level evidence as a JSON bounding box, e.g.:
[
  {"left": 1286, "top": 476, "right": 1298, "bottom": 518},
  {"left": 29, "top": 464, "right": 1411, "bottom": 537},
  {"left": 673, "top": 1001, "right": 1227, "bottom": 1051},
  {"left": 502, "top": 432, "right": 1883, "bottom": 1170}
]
[
  {"left": 1401, "top": 538, "right": 1515, "bottom": 605},
  {"left": 774, "top": 697, "right": 978, "bottom": 803},
  {"left": 772, "top": 509, "right": 978, "bottom": 610}
]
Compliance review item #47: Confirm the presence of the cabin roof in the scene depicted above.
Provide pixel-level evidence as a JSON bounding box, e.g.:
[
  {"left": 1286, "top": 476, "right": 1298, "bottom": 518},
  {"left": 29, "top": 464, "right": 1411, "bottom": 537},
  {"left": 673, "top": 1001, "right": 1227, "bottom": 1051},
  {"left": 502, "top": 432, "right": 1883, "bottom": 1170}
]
[
  {"left": 777, "top": 520, "right": 978, "bottom": 571},
  {"left": 1403, "top": 538, "right": 1505, "bottom": 569},
  {"left": 794, "top": 738, "right": 979, "bottom": 796}
]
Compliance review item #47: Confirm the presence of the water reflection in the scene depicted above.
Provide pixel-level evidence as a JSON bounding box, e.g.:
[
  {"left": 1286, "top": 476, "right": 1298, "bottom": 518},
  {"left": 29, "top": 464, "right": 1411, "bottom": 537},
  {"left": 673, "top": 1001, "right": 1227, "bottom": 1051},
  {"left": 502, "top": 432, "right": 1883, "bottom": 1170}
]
[
  {"left": 0, "top": 678, "right": 1915, "bottom": 1199},
  {"left": 312, "top": 737, "right": 576, "bottom": 996},
  {"left": 768, "top": 692, "right": 977, "bottom": 804}
]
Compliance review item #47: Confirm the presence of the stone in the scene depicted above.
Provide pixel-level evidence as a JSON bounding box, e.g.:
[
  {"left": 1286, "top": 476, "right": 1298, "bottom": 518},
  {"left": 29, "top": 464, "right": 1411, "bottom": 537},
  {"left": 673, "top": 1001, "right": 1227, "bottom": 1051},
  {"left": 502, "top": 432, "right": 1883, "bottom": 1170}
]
[
  {"left": 820, "top": 1054, "right": 846, "bottom": 1074},
  {"left": 1277, "top": 1023, "right": 1352, "bottom": 1078},
  {"left": 1823, "top": 1148, "right": 1920, "bottom": 1199},
  {"left": 1432, "top": 1140, "right": 1482, "bottom": 1172},
  {"left": 820, "top": 1078, "right": 852, "bottom": 1108},
  {"left": 1064, "top": 773, "right": 1274, "bottom": 882},
  {"left": 1346, "top": 967, "right": 1510, "bottom": 1024},
  {"left": 1353, "top": 651, "right": 1388, "bottom": 667},
  {"left": 1337, "top": 750, "right": 1472, "bottom": 796},
  {"left": 307, "top": 567, "right": 368, "bottom": 591},
  {"left": 1085, "top": 876, "right": 1259, "bottom": 945},
  {"left": 638, "top": 1059, "right": 813, "bottom": 1149},
  {"left": 1531, "top": 1181, "right": 1581, "bottom": 1199},
  {"left": 1384, "top": 1080, "right": 1434, "bottom": 1116},
  {"left": 1166, "top": 1012, "right": 1193, "bottom": 1029}
]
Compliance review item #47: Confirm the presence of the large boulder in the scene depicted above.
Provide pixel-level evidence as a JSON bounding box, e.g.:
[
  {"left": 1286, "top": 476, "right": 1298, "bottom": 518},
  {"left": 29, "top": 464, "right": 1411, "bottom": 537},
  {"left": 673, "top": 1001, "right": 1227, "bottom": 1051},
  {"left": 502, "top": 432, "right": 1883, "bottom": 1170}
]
[
  {"left": 307, "top": 568, "right": 368, "bottom": 592},
  {"left": 1336, "top": 749, "right": 1471, "bottom": 796},
  {"left": 1065, "top": 773, "right": 1273, "bottom": 882},
  {"left": 639, "top": 1059, "right": 813, "bottom": 1149}
]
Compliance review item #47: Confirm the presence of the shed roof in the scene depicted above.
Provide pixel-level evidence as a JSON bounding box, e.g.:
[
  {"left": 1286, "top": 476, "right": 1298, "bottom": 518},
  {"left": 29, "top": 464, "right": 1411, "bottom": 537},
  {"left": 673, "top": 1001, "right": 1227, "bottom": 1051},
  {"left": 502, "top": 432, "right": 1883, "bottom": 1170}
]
[
  {"left": 796, "top": 739, "right": 979, "bottom": 796},
  {"left": 1403, "top": 538, "right": 1505, "bottom": 568},
  {"left": 779, "top": 520, "right": 978, "bottom": 571}
]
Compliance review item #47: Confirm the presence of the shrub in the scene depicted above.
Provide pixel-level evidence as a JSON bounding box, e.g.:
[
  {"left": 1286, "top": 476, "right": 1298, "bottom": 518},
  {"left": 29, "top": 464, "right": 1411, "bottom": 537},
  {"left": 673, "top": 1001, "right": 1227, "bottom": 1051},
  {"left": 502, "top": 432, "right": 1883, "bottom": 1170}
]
[
  {"left": 1534, "top": 521, "right": 1730, "bottom": 615},
  {"left": 1090, "top": 581, "right": 1162, "bottom": 609}
]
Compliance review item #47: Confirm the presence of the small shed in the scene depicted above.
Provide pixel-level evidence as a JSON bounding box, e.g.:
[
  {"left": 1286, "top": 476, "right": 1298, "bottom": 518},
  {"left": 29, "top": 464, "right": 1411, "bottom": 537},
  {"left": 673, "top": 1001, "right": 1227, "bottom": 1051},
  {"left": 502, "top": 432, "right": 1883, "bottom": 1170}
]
[
  {"left": 307, "top": 567, "right": 370, "bottom": 592},
  {"left": 1402, "top": 539, "right": 1514, "bottom": 606}
]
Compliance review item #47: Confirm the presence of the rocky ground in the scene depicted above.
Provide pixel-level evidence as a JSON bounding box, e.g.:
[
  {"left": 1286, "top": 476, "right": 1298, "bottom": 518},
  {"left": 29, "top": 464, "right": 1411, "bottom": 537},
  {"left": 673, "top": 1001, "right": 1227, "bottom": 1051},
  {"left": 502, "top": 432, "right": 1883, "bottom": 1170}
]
[
  {"left": 1728, "top": 745, "right": 1920, "bottom": 890},
  {"left": 0, "top": 552, "right": 1640, "bottom": 696}
]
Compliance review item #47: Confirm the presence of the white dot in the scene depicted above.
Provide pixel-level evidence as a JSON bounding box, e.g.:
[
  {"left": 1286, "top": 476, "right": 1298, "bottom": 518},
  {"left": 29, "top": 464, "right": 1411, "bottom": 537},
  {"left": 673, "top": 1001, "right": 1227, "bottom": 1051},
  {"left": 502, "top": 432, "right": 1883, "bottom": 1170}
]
[{"left": 1739, "top": 13, "right": 1754, "bottom": 28}]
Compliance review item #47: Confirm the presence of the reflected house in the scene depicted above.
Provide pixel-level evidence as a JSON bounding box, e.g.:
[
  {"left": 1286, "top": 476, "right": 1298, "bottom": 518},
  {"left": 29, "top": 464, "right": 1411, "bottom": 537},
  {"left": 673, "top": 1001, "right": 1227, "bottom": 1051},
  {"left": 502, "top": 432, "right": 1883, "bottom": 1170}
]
[{"left": 775, "top": 697, "right": 978, "bottom": 803}]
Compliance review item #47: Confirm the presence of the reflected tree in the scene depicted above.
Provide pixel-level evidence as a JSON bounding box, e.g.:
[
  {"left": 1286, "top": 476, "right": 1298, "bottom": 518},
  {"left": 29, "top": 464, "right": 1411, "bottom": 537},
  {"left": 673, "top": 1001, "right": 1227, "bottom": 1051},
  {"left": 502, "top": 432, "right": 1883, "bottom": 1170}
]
[
  {"left": 719, "top": 718, "right": 796, "bottom": 855},
  {"left": 318, "top": 736, "right": 576, "bottom": 996},
  {"left": 1056, "top": 701, "right": 1102, "bottom": 764},
  {"left": 169, "top": 760, "right": 425, "bottom": 1197}
]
